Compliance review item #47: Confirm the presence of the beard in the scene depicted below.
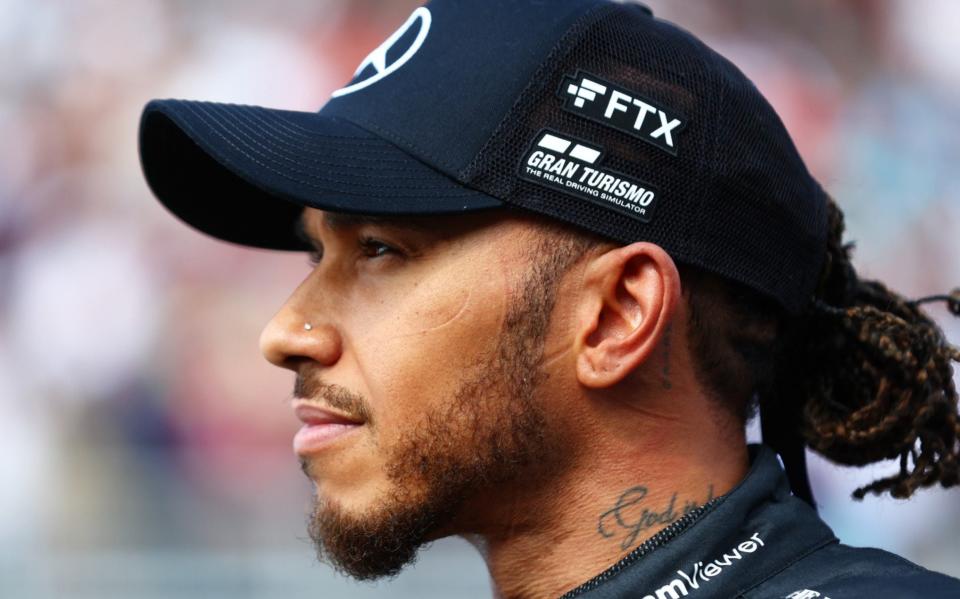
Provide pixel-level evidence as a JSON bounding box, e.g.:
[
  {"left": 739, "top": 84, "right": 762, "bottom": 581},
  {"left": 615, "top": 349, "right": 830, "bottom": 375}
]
[{"left": 301, "top": 254, "right": 567, "bottom": 581}]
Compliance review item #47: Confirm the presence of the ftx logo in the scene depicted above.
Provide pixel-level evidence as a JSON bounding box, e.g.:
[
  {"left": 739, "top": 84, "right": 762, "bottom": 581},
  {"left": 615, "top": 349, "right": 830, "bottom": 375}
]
[{"left": 559, "top": 71, "right": 685, "bottom": 156}]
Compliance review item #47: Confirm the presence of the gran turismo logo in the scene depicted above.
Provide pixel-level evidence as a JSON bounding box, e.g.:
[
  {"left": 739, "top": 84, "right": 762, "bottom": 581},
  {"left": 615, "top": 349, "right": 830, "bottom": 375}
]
[
  {"left": 519, "top": 129, "right": 658, "bottom": 223},
  {"left": 332, "top": 7, "right": 432, "bottom": 97},
  {"left": 535, "top": 132, "right": 603, "bottom": 165}
]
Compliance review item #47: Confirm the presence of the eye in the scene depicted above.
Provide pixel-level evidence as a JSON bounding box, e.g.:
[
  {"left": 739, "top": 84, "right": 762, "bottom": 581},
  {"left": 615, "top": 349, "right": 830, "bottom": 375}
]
[
  {"left": 359, "top": 236, "right": 399, "bottom": 259},
  {"left": 307, "top": 249, "right": 323, "bottom": 267}
]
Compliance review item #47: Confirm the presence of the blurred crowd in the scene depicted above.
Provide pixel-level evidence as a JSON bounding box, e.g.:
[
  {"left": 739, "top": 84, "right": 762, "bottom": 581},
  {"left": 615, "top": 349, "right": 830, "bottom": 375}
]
[{"left": 1, "top": 0, "right": 958, "bottom": 597}]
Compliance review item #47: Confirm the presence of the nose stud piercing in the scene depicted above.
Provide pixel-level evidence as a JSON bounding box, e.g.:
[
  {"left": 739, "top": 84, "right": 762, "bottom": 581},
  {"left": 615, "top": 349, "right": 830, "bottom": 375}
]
[{"left": 304, "top": 323, "right": 313, "bottom": 331}]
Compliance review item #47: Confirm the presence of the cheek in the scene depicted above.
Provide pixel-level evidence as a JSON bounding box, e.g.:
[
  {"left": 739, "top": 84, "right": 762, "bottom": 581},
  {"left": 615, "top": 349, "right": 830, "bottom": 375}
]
[
  {"left": 361, "top": 255, "right": 508, "bottom": 346},
  {"left": 392, "top": 277, "right": 475, "bottom": 335},
  {"left": 350, "top": 260, "right": 509, "bottom": 429}
]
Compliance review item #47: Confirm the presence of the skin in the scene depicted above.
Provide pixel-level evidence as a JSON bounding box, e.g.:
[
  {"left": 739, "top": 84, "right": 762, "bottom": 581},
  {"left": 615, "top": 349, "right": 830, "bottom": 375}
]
[{"left": 259, "top": 207, "right": 749, "bottom": 599}]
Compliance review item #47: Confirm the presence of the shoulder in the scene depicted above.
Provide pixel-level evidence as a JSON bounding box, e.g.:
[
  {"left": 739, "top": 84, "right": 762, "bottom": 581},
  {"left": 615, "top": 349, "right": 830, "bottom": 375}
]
[{"left": 741, "top": 541, "right": 960, "bottom": 599}]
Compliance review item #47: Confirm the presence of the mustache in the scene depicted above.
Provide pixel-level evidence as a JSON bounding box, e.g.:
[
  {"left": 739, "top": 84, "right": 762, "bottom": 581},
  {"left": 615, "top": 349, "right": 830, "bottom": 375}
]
[{"left": 293, "top": 374, "right": 372, "bottom": 425}]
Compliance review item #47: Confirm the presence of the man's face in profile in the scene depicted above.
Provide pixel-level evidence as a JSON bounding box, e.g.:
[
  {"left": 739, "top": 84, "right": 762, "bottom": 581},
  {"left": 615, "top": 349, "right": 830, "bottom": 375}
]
[{"left": 260, "top": 208, "right": 574, "bottom": 579}]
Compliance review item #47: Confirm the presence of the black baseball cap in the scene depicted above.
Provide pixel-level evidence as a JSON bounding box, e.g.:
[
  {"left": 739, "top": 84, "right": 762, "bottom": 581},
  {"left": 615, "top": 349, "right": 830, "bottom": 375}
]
[
  {"left": 140, "top": 0, "right": 830, "bottom": 506},
  {"left": 139, "top": 0, "right": 828, "bottom": 317}
]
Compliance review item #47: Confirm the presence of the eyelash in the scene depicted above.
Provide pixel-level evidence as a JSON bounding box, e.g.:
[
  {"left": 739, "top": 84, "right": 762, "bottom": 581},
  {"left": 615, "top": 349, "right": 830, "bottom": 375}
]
[
  {"left": 306, "top": 236, "right": 399, "bottom": 267},
  {"left": 360, "top": 236, "right": 398, "bottom": 258}
]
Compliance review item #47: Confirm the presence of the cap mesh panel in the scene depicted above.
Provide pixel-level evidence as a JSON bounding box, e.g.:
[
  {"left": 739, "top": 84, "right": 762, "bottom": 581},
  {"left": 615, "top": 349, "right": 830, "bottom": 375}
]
[{"left": 462, "top": 4, "right": 827, "bottom": 315}]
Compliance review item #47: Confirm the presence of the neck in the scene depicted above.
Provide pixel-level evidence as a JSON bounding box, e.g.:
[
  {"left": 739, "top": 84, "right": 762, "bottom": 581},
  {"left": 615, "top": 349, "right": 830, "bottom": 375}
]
[{"left": 463, "top": 418, "right": 749, "bottom": 599}]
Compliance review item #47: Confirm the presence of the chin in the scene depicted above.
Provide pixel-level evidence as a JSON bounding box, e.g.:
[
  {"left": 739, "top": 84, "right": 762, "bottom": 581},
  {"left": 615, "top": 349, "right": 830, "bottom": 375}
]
[
  {"left": 314, "top": 475, "right": 403, "bottom": 517},
  {"left": 303, "top": 453, "right": 388, "bottom": 498},
  {"left": 306, "top": 479, "right": 451, "bottom": 581}
]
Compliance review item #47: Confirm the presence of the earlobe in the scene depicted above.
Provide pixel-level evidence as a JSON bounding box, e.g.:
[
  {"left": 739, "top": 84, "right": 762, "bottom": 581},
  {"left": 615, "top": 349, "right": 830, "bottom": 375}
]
[{"left": 574, "top": 243, "right": 678, "bottom": 389}]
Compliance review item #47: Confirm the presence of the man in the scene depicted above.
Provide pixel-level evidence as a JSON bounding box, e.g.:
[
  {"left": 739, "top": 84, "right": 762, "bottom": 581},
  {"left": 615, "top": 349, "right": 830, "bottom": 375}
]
[{"left": 138, "top": 1, "right": 960, "bottom": 597}]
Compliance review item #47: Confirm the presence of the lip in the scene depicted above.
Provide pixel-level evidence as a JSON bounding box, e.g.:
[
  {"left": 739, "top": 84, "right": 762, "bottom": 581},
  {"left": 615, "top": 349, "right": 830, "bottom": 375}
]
[{"left": 292, "top": 400, "right": 364, "bottom": 455}]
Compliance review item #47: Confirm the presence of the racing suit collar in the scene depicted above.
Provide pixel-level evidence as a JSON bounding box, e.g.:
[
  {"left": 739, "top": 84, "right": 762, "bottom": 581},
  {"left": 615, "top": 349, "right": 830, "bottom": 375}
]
[{"left": 561, "top": 444, "right": 837, "bottom": 598}]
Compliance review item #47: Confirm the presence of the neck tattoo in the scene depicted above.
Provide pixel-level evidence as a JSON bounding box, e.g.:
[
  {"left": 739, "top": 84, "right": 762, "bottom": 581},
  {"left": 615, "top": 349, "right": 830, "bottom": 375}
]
[{"left": 598, "top": 484, "right": 715, "bottom": 551}]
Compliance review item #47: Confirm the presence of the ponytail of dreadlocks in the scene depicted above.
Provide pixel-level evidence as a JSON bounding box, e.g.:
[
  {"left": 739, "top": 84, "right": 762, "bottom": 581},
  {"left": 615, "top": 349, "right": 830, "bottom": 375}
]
[
  {"left": 680, "top": 197, "right": 960, "bottom": 500},
  {"left": 779, "top": 198, "right": 960, "bottom": 499}
]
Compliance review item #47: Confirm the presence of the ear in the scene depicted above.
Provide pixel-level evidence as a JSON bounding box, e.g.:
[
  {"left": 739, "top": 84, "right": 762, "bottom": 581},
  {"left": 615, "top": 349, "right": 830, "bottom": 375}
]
[{"left": 574, "top": 242, "right": 680, "bottom": 388}]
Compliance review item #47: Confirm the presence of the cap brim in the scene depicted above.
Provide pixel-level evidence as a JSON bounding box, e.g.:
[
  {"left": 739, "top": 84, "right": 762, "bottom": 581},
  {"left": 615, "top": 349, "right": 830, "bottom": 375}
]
[{"left": 138, "top": 99, "right": 504, "bottom": 250}]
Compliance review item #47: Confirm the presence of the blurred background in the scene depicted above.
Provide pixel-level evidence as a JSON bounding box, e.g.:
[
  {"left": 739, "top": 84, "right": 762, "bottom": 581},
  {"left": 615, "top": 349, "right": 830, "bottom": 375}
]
[{"left": 1, "top": 0, "right": 958, "bottom": 597}]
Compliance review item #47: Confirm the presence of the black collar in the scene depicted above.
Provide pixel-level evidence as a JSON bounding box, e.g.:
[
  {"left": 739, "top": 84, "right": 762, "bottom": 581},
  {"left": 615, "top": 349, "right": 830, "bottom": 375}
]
[{"left": 561, "top": 444, "right": 837, "bottom": 598}]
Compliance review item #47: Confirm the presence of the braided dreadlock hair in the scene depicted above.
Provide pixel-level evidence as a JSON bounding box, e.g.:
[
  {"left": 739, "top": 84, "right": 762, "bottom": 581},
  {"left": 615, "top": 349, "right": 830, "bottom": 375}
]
[
  {"left": 778, "top": 198, "right": 960, "bottom": 499},
  {"left": 680, "top": 196, "right": 960, "bottom": 500}
]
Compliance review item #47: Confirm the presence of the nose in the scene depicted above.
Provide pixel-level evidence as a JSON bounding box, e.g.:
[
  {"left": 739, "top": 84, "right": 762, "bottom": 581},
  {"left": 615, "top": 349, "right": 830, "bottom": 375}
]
[{"left": 259, "top": 300, "right": 343, "bottom": 371}]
